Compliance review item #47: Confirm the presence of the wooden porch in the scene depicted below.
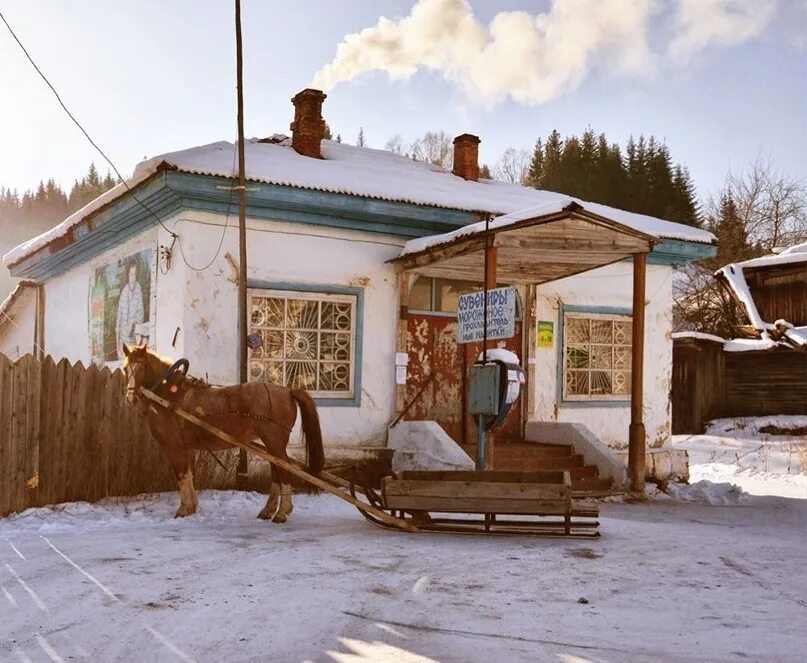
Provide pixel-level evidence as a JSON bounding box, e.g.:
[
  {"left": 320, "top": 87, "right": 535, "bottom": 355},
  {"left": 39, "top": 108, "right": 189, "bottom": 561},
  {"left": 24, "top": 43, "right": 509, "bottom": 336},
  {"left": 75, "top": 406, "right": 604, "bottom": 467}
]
[{"left": 391, "top": 203, "right": 657, "bottom": 493}]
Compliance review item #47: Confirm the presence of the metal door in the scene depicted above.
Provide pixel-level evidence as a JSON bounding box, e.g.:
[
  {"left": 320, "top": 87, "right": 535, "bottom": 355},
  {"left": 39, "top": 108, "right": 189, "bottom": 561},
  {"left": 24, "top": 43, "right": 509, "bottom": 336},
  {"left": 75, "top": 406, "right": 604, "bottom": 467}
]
[{"left": 404, "top": 313, "right": 523, "bottom": 445}]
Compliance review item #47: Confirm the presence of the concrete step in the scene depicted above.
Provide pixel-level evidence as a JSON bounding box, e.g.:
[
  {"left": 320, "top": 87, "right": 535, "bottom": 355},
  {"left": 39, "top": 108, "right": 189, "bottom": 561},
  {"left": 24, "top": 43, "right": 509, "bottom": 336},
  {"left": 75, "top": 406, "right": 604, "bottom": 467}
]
[
  {"left": 462, "top": 443, "right": 573, "bottom": 459},
  {"left": 572, "top": 477, "right": 615, "bottom": 497},
  {"left": 491, "top": 453, "right": 585, "bottom": 470}
]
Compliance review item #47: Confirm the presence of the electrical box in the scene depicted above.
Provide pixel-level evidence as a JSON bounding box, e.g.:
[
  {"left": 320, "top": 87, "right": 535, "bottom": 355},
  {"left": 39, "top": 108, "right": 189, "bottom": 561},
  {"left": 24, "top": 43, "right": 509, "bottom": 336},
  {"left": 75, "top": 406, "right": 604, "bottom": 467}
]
[
  {"left": 468, "top": 353, "right": 526, "bottom": 431},
  {"left": 468, "top": 363, "right": 500, "bottom": 416}
]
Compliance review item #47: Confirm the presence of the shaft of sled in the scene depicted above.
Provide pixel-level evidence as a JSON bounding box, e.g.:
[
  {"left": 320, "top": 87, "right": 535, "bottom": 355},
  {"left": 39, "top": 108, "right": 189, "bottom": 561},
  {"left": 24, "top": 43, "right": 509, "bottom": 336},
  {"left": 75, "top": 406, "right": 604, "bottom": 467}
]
[{"left": 138, "top": 388, "right": 418, "bottom": 533}]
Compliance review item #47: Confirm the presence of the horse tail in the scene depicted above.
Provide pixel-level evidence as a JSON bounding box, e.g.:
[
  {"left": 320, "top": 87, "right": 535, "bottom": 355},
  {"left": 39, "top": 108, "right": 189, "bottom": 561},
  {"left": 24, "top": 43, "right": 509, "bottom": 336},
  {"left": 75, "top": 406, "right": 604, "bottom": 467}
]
[{"left": 291, "top": 389, "right": 325, "bottom": 475}]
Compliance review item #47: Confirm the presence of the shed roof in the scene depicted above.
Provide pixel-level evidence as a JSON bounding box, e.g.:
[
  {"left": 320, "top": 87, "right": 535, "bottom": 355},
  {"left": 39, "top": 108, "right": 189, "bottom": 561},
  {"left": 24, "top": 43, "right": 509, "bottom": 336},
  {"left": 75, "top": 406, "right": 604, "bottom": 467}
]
[
  {"left": 0, "top": 280, "right": 37, "bottom": 332},
  {"left": 392, "top": 203, "right": 655, "bottom": 284}
]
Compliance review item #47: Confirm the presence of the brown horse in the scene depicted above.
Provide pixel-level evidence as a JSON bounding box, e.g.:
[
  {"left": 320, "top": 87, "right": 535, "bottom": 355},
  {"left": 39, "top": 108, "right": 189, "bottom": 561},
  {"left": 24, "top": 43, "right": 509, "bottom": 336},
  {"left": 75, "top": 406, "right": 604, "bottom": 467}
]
[{"left": 122, "top": 345, "right": 324, "bottom": 521}]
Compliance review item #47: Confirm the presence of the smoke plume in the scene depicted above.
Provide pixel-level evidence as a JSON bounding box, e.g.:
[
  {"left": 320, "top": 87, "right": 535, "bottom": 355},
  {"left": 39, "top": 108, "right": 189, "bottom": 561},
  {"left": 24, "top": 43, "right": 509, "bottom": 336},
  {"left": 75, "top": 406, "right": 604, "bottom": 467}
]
[{"left": 311, "top": 0, "right": 778, "bottom": 106}]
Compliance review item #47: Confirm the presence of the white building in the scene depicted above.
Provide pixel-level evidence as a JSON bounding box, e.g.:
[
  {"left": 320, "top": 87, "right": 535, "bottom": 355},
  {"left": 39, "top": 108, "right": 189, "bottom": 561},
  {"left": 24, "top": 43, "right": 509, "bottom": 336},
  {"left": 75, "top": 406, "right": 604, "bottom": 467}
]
[{"left": 2, "top": 89, "right": 715, "bottom": 489}]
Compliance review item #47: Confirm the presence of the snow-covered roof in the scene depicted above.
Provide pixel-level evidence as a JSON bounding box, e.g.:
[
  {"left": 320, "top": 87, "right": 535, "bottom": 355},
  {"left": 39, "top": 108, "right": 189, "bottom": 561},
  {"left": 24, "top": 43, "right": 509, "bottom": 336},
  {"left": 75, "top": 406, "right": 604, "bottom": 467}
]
[
  {"left": 3, "top": 138, "right": 714, "bottom": 268},
  {"left": 399, "top": 201, "right": 656, "bottom": 257},
  {"left": 0, "top": 280, "right": 36, "bottom": 328},
  {"left": 723, "top": 336, "right": 778, "bottom": 352},
  {"left": 716, "top": 241, "right": 807, "bottom": 351},
  {"left": 732, "top": 243, "right": 807, "bottom": 271},
  {"left": 671, "top": 331, "right": 726, "bottom": 344}
]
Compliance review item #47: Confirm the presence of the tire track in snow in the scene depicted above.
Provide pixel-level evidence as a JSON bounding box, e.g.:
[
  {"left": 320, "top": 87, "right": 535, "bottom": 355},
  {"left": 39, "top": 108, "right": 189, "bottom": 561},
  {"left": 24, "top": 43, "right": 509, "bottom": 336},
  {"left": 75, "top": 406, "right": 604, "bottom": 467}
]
[
  {"left": 5, "top": 539, "right": 27, "bottom": 560},
  {"left": 3, "top": 585, "right": 18, "bottom": 607},
  {"left": 39, "top": 535, "right": 197, "bottom": 662},
  {"left": 4, "top": 563, "right": 49, "bottom": 614},
  {"left": 143, "top": 625, "right": 198, "bottom": 663},
  {"left": 40, "top": 537, "right": 119, "bottom": 602},
  {"left": 35, "top": 633, "right": 66, "bottom": 663}
]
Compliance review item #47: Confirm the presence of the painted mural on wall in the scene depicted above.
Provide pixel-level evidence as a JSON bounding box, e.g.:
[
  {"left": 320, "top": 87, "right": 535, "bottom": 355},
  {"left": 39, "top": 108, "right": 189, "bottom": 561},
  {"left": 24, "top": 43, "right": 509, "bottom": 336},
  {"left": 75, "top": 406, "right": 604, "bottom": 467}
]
[{"left": 89, "top": 247, "right": 154, "bottom": 364}]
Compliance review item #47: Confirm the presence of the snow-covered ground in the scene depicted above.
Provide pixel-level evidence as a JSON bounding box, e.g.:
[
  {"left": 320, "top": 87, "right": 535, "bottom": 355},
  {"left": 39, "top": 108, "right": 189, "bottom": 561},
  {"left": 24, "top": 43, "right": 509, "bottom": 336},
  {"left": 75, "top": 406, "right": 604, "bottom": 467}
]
[
  {"left": 673, "top": 415, "right": 807, "bottom": 499},
  {"left": 2, "top": 488, "right": 806, "bottom": 662}
]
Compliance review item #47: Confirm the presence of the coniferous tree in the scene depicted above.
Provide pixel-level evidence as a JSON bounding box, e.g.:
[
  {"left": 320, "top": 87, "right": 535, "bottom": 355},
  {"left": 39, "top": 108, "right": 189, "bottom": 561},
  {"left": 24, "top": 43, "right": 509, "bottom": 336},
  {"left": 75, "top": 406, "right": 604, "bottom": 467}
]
[
  {"left": 540, "top": 130, "right": 564, "bottom": 193},
  {"left": 518, "top": 130, "right": 699, "bottom": 226},
  {"left": 526, "top": 138, "right": 544, "bottom": 188},
  {"left": 356, "top": 127, "right": 366, "bottom": 147}
]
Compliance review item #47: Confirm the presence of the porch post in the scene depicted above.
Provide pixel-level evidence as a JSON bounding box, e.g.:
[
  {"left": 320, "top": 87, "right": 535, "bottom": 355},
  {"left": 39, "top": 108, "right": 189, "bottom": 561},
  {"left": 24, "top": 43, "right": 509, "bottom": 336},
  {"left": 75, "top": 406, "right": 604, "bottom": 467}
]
[
  {"left": 395, "top": 271, "right": 410, "bottom": 416},
  {"left": 628, "top": 252, "right": 647, "bottom": 493},
  {"left": 482, "top": 241, "right": 498, "bottom": 470}
]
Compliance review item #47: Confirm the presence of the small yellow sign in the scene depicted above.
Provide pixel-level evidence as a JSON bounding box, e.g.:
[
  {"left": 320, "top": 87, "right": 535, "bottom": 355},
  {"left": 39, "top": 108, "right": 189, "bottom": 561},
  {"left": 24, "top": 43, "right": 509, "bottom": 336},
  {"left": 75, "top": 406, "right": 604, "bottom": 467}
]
[{"left": 537, "top": 321, "right": 554, "bottom": 348}]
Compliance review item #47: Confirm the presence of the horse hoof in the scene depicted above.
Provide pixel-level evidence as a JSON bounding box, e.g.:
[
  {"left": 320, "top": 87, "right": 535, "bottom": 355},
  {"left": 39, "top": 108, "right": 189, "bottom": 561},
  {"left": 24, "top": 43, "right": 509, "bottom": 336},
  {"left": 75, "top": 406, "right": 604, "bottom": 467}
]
[
  {"left": 272, "top": 513, "right": 288, "bottom": 524},
  {"left": 257, "top": 510, "right": 274, "bottom": 520},
  {"left": 174, "top": 507, "right": 196, "bottom": 518}
]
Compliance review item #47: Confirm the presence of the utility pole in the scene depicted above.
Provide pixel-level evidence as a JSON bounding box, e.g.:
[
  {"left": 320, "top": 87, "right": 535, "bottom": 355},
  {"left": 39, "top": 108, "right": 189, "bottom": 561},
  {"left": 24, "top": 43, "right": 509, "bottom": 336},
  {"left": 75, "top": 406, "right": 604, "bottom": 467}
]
[{"left": 235, "top": 0, "right": 249, "bottom": 489}]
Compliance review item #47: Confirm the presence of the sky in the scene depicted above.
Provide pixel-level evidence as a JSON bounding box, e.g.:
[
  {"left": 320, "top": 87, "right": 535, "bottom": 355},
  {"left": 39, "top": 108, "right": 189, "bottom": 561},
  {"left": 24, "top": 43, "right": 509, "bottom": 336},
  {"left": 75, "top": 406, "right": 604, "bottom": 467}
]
[{"left": 0, "top": 0, "right": 805, "bottom": 202}]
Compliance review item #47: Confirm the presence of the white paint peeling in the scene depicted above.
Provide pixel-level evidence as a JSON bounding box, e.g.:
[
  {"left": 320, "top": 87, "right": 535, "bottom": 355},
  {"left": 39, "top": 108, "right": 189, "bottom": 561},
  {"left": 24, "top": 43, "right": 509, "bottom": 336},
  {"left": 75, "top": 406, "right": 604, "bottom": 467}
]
[{"left": 533, "top": 262, "right": 674, "bottom": 449}]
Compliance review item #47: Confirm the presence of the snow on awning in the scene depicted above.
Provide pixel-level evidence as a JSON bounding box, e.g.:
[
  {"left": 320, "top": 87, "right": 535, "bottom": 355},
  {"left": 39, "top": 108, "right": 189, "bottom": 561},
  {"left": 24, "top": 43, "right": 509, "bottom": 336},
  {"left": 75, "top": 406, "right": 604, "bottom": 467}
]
[{"left": 391, "top": 202, "right": 655, "bottom": 284}]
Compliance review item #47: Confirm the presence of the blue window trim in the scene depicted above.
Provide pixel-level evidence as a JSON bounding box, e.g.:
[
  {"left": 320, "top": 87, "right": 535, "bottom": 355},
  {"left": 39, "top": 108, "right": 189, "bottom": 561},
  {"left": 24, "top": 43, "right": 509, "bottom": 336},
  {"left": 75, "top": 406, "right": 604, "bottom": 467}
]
[
  {"left": 557, "top": 303, "right": 632, "bottom": 409},
  {"left": 245, "top": 279, "right": 364, "bottom": 407}
]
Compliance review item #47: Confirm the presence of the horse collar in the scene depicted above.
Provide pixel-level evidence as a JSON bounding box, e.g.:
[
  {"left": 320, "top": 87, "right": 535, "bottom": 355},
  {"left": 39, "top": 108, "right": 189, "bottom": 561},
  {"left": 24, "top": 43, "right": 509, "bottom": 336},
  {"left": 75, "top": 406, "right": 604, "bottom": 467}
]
[{"left": 149, "top": 358, "right": 190, "bottom": 396}]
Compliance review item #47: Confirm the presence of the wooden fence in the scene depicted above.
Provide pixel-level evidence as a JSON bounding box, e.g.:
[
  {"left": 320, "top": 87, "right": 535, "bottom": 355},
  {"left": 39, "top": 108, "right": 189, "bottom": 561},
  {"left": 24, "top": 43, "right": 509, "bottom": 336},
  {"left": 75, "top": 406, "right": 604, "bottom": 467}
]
[
  {"left": 671, "top": 338, "right": 725, "bottom": 434},
  {"left": 724, "top": 349, "right": 807, "bottom": 417},
  {"left": 672, "top": 337, "right": 807, "bottom": 433},
  {"left": 0, "top": 353, "right": 248, "bottom": 517}
]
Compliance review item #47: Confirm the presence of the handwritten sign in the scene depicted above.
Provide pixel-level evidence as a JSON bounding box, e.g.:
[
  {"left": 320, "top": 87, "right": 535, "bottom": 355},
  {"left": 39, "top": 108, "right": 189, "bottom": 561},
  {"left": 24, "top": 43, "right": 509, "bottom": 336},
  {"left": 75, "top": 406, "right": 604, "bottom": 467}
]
[{"left": 456, "top": 287, "right": 516, "bottom": 344}]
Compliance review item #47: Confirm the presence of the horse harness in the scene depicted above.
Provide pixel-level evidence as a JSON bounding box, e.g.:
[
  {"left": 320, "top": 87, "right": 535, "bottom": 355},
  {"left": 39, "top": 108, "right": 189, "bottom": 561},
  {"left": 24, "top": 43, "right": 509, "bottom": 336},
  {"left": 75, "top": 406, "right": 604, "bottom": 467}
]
[{"left": 145, "top": 358, "right": 293, "bottom": 434}]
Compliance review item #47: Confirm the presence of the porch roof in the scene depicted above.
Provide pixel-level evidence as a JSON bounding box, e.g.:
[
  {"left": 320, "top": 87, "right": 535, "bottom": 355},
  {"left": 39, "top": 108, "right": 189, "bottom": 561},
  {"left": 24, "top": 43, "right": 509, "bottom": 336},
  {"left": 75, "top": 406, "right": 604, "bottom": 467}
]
[{"left": 390, "top": 202, "right": 656, "bottom": 284}]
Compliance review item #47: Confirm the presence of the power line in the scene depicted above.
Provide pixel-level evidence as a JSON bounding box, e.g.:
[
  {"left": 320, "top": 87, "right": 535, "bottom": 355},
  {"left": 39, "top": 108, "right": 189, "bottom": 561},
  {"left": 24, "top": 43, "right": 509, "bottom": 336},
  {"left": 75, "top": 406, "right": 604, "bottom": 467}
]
[
  {"left": 0, "top": 9, "right": 178, "bottom": 240},
  {"left": 176, "top": 139, "right": 238, "bottom": 272}
]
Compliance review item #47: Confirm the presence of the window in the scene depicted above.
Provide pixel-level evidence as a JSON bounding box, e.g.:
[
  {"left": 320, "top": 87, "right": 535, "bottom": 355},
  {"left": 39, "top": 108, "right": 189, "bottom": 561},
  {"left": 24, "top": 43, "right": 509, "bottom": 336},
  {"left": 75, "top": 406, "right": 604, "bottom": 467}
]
[
  {"left": 409, "top": 276, "right": 522, "bottom": 318},
  {"left": 248, "top": 289, "right": 357, "bottom": 399},
  {"left": 563, "top": 312, "right": 632, "bottom": 401}
]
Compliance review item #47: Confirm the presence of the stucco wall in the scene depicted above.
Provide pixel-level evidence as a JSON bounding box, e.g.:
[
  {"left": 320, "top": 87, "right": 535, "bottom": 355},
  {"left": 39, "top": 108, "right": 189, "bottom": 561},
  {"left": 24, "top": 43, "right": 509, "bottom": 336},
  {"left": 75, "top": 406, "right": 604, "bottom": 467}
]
[
  {"left": 0, "top": 287, "right": 37, "bottom": 359},
  {"left": 173, "top": 210, "right": 406, "bottom": 448},
  {"left": 31, "top": 207, "right": 675, "bottom": 452},
  {"left": 532, "top": 261, "right": 674, "bottom": 449},
  {"left": 42, "top": 229, "right": 163, "bottom": 365}
]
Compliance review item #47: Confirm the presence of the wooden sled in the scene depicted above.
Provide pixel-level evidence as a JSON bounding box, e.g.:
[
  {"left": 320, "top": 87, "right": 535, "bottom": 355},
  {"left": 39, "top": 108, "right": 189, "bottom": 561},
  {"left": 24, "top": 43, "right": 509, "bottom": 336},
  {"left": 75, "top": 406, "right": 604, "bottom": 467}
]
[
  {"left": 353, "top": 470, "right": 600, "bottom": 538},
  {"left": 140, "top": 388, "right": 599, "bottom": 538}
]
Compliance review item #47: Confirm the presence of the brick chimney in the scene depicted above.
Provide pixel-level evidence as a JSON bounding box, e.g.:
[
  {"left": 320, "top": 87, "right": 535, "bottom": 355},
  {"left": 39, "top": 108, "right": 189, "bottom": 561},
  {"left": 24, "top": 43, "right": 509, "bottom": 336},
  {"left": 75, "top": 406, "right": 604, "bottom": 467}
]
[
  {"left": 452, "top": 133, "right": 480, "bottom": 181},
  {"left": 290, "top": 88, "right": 327, "bottom": 159}
]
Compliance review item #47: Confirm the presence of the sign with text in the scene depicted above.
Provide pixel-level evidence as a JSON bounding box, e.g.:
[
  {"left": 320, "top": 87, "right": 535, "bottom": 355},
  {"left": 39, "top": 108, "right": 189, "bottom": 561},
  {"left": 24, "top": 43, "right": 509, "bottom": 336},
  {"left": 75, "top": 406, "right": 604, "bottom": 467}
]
[
  {"left": 457, "top": 287, "right": 516, "bottom": 344},
  {"left": 537, "top": 320, "right": 554, "bottom": 348}
]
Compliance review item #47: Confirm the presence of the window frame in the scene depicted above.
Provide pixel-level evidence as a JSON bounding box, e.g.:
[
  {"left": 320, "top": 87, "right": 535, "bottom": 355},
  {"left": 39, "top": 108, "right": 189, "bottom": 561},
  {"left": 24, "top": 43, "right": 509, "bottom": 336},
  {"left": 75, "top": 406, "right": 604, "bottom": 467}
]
[
  {"left": 246, "top": 280, "right": 364, "bottom": 407},
  {"left": 557, "top": 303, "right": 633, "bottom": 407},
  {"left": 408, "top": 276, "right": 522, "bottom": 320}
]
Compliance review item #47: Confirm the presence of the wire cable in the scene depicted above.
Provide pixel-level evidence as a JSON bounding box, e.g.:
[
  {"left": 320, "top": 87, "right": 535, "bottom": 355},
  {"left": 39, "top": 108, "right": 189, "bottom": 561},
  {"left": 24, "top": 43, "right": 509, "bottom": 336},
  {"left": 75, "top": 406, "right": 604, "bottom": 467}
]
[
  {"left": 0, "top": 9, "right": 178, "bottom": 239},
  {"left": 0, "top": 308, "right": 46, "bottom": 357},
  {"left": 176, "top": 139, "right": 238, "bottom": 271}
]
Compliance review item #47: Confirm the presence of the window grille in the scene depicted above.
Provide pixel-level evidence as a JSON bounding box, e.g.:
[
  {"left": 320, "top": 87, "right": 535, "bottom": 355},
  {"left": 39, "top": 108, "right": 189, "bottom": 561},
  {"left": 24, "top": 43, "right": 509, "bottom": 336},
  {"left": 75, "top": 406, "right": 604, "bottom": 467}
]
[
  {"left": 563, "top": 312, "right": 632, "bottom": 400},
  {"left": 248, "top": 289, "right": 356, "bottom": 398}
]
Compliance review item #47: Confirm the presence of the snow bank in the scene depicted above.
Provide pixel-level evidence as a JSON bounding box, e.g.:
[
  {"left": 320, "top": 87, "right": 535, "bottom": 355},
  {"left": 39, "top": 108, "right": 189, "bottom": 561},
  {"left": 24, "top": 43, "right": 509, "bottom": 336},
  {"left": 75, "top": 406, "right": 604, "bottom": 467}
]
[
  {"left": 663, "top": 480, "right": 748, "bottom": 505},
  {"left": 4, "top": 138, "right": 714, "bottom": 267},
  {"left": 673, "top": 415, "right": 807, "bottom": 499},
  {"left": 0, "top": 490, "right": 268, "bottom": 535}
]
